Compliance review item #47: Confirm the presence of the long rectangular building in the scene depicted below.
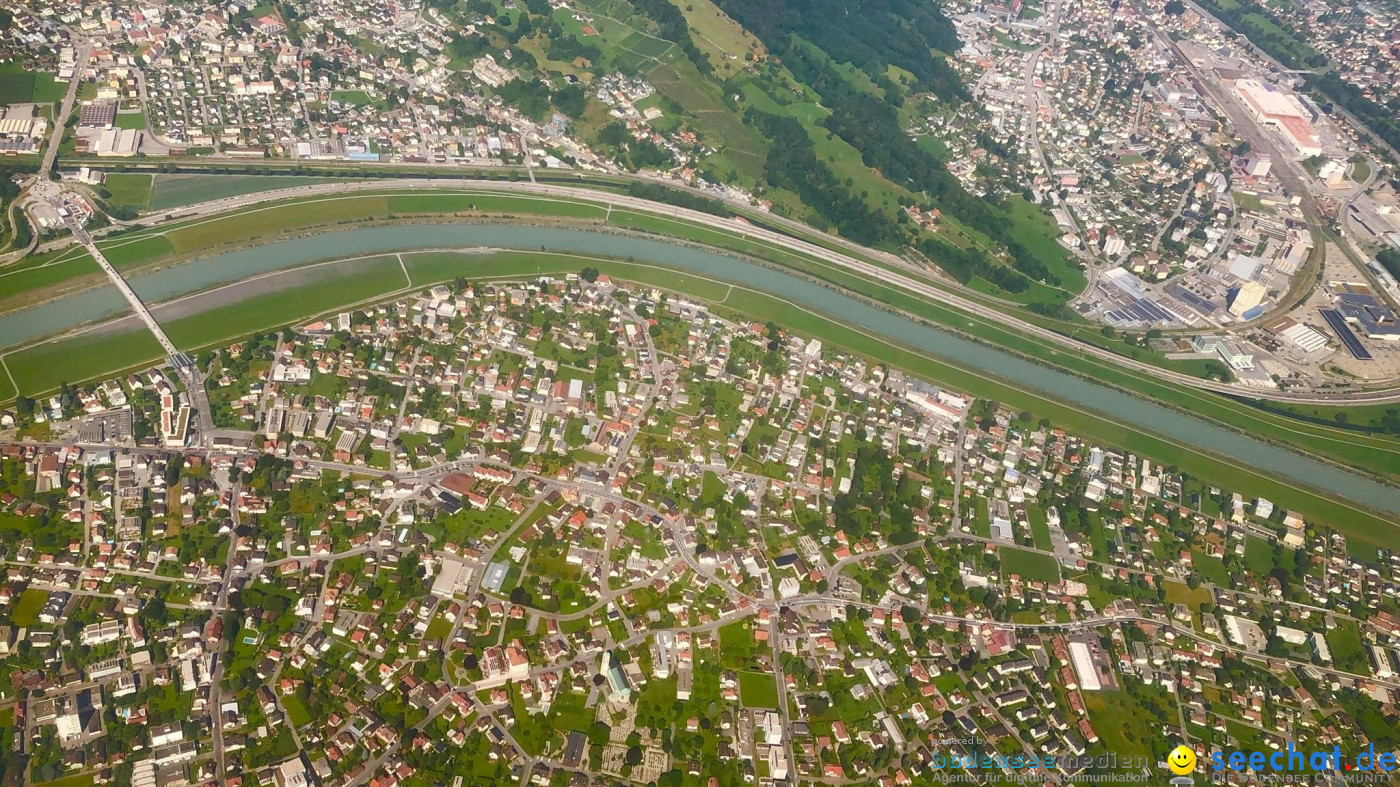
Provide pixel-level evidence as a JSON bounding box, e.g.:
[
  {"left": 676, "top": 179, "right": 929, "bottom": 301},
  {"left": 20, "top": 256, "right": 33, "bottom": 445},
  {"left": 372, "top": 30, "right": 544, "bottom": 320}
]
[{"left": 1321, "top": 309, "right": 1372, "bottom": 360}]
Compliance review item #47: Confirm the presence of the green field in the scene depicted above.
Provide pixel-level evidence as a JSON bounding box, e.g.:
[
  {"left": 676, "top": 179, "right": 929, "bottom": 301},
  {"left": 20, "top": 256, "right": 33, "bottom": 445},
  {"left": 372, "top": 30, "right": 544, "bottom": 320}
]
[
  {"left": 647, "top": 60, "right": 768, "bottom": 181},
  {"left": 384, "top": 192, "right": 607, "bottom": 219},
  {"left": 283, "top": 693, "right": 312, "bottom": 726},
  {"left": 1001, "top": 195, "right": 1086, "bottom": 295},
  {"left": 331, "top": 89, "right": 379, "bottom": 107},
  {"left": 163, "top": 195, "right": 390, "bottom": 253},
  {"left": 1243, "top": 536, "right": 1282, "bottom": 576},
  {"left": 738, "top": 670, "right": 780, "bottom": 708},
  {"left": 6, "top": 327, "right": 162, "bottom": 398},
  {"left": 1082, "top": 690, "right": 1163, "bottom": 766},
  {"left": 102, "top": 173, "right": 153, "bottom": 210},
  {"left": 999, "top": 547, "right": 1061, "bottom": 583},
  {"left": 1027, "top": 506, "right": 1052, "bottom": 550},
  {"left": 1351, "top": 158, "right": 1371, "bottom": 184},
  {"left": 1190, "top": 551, "right": 1232, "bottom": 587},
  {"left": 101, "top": 234, "right": 176, "bottom": 271},
  {"left": 0, "top": 247, "right": 102, "bottom": 311},
  {"left": 1162, "top": 580, "right": 1214, "bottom": 611},
  {"left": 1326, "top": 621, "right": 1367, "bottom": 673},
  {"left": 33, "top": 775, "right": 95, "bottom": 787},
  {"left": 163, "top": 256, "right": 409, "bottom": 352}
]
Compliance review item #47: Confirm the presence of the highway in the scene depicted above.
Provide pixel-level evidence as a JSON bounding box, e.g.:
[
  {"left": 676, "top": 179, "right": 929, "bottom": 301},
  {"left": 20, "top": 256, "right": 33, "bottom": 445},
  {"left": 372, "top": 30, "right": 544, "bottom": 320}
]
[{"left": 63, "top": 175, "right": 1400, "bottom": 406}]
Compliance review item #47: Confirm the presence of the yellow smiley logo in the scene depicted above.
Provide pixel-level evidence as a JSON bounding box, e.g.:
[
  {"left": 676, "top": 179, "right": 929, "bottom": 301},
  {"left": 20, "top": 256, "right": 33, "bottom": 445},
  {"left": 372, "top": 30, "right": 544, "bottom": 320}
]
[{"left": 1168, "top": 745, "right": 1197, "bottom": 776}]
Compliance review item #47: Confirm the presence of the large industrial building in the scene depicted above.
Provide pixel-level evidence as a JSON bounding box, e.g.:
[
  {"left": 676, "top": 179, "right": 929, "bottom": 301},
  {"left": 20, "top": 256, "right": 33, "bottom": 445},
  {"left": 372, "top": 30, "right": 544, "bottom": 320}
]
[
  {"left": 1228, "top": 280, "right": 1269, "bottom": 318},
  {"left": 1233, "top": 79, "right": 1321, "bottom": 158}
]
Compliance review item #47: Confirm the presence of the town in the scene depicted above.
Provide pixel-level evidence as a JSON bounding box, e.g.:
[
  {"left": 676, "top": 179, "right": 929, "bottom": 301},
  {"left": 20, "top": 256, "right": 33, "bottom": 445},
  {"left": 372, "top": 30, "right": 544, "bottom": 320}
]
[{"left": 2, "top": 273, "right": 1398, "bottom": 786}]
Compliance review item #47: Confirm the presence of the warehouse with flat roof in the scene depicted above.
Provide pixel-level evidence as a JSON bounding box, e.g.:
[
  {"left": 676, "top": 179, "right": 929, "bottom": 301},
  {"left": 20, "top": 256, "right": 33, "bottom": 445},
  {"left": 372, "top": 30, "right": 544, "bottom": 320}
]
[{"left": 1234, "top": 79, "right": 1321, "bottom": 158}]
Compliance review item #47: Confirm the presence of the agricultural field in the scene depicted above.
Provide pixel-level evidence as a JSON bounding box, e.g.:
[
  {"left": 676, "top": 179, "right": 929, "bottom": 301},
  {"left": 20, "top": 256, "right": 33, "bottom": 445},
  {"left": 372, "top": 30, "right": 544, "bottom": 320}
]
[{"left": 101, "top": 172, "right": 153, "bottom": 210}]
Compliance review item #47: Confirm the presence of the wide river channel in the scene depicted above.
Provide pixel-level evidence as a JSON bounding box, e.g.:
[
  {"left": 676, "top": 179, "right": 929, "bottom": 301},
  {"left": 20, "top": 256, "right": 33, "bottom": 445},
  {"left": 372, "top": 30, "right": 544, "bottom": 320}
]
[{"left": 4, "top": 223, "right": 1399, "bottom": 518}]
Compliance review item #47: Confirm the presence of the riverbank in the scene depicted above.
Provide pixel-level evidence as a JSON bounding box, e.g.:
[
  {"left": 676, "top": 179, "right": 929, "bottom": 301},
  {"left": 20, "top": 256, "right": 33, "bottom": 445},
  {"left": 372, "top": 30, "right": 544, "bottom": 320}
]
[
  {"left": 4, "top": 241, "right": 1400, "bottom": 547},
  {"left": 5, "top": 189, "right": 1398, "bottom": 487}
]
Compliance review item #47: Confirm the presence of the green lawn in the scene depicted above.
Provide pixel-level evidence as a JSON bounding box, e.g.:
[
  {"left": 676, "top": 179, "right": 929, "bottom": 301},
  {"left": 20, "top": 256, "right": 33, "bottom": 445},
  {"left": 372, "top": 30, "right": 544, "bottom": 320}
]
[
  {"left": 999, "top": 547, "right": 1061, "bottom": 583},
  {"left": 114, "top": 111, "right": 147, "bottom": 130},
  {"left": 33, "top": 775, "right": 95, "bottom": 787},
  {"left": 149, "top": 175, "right": 342, "bottom": 211},
  {"left": 0, "top": 61, "right": 65, "bottom": 104},
  {"left": 1027, "top": 505, "right": 1052, "bottom": 550},
  {"left": 425, "top": 614, "right": 453, "bottom": 641},
  {"left": 1243, "top": 536, "right": 1281, "bottom": 576},
  {"left": 1232, "top": 191, "right": 1272, "bottom": 214},
  {"left": 1326, "top": 621, "right": 1367, "bottom": 673},
  {"left": 1162, "top": 580, "right": 1214, "bottom": 611},
  {"left": 331, "top": 89, "right": 381, "bottom": 108},
  {"left": 1082, "top": 690, "right": 1164, "bottom": 767},
  {"left": 10, "top": 588, "right": 48, "bottom": 626},
  {"left": 739, "top": 670, "right": 780, "bottom": 709},
  {"left": 1190, "top": 551, "right": 1232, "bottom": 587},
  {"left": 283, "top": 694, "right": 312, "bottom": 726}
]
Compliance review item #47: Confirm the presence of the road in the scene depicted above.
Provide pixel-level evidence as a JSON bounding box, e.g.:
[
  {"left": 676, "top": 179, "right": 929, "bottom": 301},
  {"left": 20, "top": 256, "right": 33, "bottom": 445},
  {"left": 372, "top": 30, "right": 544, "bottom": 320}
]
[{"left": 40, "top": 38, "right": 91, "bottom": 176}]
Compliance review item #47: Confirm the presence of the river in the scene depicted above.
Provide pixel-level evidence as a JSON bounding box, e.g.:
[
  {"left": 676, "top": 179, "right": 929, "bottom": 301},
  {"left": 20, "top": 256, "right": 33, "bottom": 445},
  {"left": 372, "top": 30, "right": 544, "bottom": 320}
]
[{"left": 4, "top": 223, "right": 1399, "bottom": 517}]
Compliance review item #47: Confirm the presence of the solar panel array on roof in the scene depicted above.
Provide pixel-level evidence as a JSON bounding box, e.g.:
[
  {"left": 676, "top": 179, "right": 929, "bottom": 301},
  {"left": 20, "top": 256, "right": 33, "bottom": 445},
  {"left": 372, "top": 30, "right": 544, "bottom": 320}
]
[
  {"left": 1320, "top": 309, "right": 1372, "bottom": 360},
  {"left": 1166, "top": 284, "right": 1217, "bottom": 316},
  {"left": 1104, "top": 298, "right": 1175, "bottom": 327}
]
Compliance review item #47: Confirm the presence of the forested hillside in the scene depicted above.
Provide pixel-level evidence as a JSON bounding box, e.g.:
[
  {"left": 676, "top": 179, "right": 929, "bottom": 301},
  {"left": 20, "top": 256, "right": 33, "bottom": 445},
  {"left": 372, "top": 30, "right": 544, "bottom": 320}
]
[{"left": 429, "top": 0, "right": 1077, "bottom": 307}]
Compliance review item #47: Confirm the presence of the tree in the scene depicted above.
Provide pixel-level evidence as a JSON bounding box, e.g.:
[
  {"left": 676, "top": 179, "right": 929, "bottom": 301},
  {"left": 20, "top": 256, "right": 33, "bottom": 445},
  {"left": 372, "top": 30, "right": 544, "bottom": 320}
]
[
  {"left": 580, "top": 266, "right": 600, "bottom": 282},
  {"left": 588, "top": 721, "right": 611, "bottom": 747},
  {"left": 144, "top": 598, "right": 170, "bottom": 625},
  {"left": 625, "top": 745, "right": 643, "bottom": 767}
]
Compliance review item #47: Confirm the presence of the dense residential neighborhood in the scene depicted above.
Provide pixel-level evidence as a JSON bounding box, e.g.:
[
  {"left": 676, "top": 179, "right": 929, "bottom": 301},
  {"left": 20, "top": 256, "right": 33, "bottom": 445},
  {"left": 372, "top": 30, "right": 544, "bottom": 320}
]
[{"left": 2, "top": 273, "right": 1399, "bottom": 786}]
